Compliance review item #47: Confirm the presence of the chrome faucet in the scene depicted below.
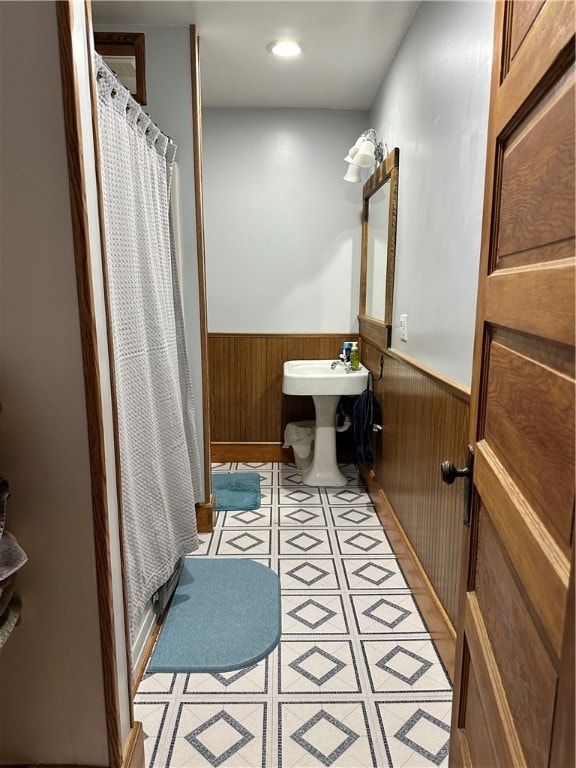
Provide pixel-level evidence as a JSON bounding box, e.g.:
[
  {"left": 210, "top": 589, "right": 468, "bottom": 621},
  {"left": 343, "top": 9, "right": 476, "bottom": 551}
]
[{"left": 331, "top": 359, "right": 352, "bottom": 373}]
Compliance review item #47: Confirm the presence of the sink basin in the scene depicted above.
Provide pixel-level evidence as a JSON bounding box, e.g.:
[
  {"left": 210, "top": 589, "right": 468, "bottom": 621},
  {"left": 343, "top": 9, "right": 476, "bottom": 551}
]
[{"left": 282, "top": 359, "right": 369, "bottom": 396}]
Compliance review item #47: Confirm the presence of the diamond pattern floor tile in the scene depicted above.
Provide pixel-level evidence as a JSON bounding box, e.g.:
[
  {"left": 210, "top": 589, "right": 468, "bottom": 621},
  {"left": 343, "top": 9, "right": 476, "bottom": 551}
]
[
  {"left": 351, "top": 593, "right": 429, "bottom": 635},
  {"left": 167, "top": 702, "right": 267, "bottom": 768},
  {"left": 279, "top": 702, "right": 377, "bottom": 767},
  {"left": 283, "top": 594, "right": 348, "bottom": 634},
  {"left": 362, "top": 640, "right": 451, "bottom": 693},
  {"left": 136, "top": 462, "right": 452, "bottom": 767},
  {"left": 215, "top": 529, "right": 271, "bottom": 555},
  {"left": 325, "top": 487, "right": 372, "bottom": 505},
  {"left": 279, "top": 528, "right": 333, "bottom": 555},
  {"left": 329, "top": 505, "right": 381, "bottom": 527},
  {"left": 279, "top": 505, "right": 327, "bottom": 526},
  {"left": 335, "top": 528, "right": 393, "bottom": 556},
  {"left": 279, "top": 558, "right": 340, "bottom": 590},
  {"left": 222, "top": 507, "right": 273, "bottom": 527},
  {"left": 278, "top": 486, "right": 323, "bottom": 506},
  {"left": 375, "top": 700, "right": 452, "bottom": 767},
  {"left": 280, "top": 640, "right": 361, "bottom": 694},
  {"left": 341, "top": 558, "right": 409, "bottom": 591},
  {"left": 183, "top": 658, "right": 270, "bottom": 694}
]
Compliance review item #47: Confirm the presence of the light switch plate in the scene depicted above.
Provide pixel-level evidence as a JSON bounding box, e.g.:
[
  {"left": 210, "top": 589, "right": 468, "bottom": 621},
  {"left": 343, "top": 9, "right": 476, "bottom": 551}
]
[{"left": 400, "top": 314, "right": 408, "bottom": 342}]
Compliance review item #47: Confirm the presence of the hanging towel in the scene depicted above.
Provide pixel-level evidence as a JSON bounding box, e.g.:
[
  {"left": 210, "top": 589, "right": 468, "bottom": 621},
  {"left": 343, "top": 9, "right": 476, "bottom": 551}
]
[
  {"left": 0, "top": 594, "right": 21, "bottom": 650},
  {"left": 353, "top": 380, "right": 382, "bottom": 466},
  {"left": 0, "top": 576, "right": 15, "bottom": 617},
  {"left": 0, "top": 534, "right": 27, "bottom": 582},
  {"left": 0, "top": 480, "right": 27, "bottom": 582}
]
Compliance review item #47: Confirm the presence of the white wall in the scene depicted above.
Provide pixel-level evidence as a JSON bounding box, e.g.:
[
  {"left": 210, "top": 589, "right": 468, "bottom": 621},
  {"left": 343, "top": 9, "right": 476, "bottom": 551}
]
[
  {"left": 96, "top": 5, "right": 494, "bottom": 381},
  {"left": 370, "top": 0, "right": 494, "bottom": 388},
  {"left": 94, "top": 22, "right": 206, "bottom": 489},
  {"left": 0, "top": 2, "right": 122, "bottom": 762},
  {"left": 203, "top": 108, "right": 368, "bottom": 333}
]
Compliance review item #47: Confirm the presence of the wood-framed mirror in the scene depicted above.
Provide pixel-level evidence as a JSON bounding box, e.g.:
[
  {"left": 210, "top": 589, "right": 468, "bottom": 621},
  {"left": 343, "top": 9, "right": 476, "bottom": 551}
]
[
  {"left": 94, "top": 32, "right": 147, "bottom": 105},
  {"left": 359, "top": 147, "right": 399, "bottom": 345}
]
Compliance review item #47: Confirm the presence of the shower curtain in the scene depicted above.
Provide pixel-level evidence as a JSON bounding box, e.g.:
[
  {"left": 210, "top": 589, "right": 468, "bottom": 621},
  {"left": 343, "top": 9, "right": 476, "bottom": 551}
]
[{"left": 95, "top": 55, "right": 202, "bottom": 646}]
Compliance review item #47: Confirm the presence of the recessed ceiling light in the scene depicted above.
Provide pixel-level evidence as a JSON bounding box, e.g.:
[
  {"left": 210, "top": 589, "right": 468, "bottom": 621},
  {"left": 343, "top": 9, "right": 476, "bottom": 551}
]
[{"left": 266, "top": 40, "right": 302, "bottom": 58}]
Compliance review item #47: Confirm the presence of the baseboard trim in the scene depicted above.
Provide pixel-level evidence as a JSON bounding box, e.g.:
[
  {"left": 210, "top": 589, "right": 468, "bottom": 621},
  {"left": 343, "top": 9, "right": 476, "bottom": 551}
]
[
  {"left": 130, "top": 600, "right": 156, "bottom": 693},
  {"left": 123, "top": 720, "right": 145, "bottom": 768},
  {"left": 361, "top": 466, "right": 457, "bottom": 680},
  {"left": 131, "top": 615, "right": 162, "bottom": 699},
  {"left": 196, "top": 494, "right": 215, "bottom": 533},
  {"left": 211, "top": 442, "right": 293, "bottom": 462},
  {"left": 211, "top": 442, "right": 356, "bottom": 464}
]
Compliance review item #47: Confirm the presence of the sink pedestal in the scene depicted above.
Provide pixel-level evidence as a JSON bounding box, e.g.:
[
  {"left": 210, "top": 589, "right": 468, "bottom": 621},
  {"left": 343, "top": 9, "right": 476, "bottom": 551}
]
[{"left": 302, "top": 394, "right": 347, "bottom": 487}]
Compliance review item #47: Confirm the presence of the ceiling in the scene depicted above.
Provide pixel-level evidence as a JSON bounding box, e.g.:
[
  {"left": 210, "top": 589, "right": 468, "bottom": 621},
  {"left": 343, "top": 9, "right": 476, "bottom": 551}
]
[{"left": 92, "top": 1, "right": 420, "bottom": 109}]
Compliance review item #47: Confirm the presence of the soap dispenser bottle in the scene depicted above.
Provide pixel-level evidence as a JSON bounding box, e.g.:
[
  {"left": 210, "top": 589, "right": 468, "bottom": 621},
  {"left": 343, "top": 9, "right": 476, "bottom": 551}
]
[{"left": 350, "top": 342, "right": 359, "bottom": 370}]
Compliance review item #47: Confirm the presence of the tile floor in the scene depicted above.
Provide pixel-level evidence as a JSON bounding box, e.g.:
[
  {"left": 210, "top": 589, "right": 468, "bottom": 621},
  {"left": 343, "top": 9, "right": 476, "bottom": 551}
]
[{"left": 135, "top": 462, "right": 452, "bottom": 767}]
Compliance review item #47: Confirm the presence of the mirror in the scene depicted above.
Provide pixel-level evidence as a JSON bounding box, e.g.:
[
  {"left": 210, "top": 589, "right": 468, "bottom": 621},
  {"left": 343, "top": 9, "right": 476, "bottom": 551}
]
[
  {"left": 365, "top": 181, "right": 390, "bottom": 320},
  {"left": 359, "top": 147, "right": 399, "bottom": 338},
  {"left": 94, "top": 32, "right": 147, "bottom": 105}
]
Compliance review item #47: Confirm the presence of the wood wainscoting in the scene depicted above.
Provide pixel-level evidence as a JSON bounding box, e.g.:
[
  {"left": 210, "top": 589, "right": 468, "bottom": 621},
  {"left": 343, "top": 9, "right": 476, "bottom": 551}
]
[
  {"left": 360, "top": 335, "right": 470, "bottom": 628},
  {"left": 209, "top": 333, "right": 357, "bottom": 462},
  {"left": 209, "top": 331, "right": 467, "bottom": 629}
]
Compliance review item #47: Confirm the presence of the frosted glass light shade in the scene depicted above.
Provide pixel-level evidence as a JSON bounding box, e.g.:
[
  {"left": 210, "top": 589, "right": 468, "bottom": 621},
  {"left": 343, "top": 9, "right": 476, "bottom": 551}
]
[
  {"left": 354, "top": 140, "right": 376, "bottom": 167},
  {"left": 267, "top": 40, "right": 302, "bottom": 57},
  {"left": 344, "top": 136, "right": 365, "bottom": 163},
  {"left": 343, "top": 164, "right": 362, "bottom": 183}
]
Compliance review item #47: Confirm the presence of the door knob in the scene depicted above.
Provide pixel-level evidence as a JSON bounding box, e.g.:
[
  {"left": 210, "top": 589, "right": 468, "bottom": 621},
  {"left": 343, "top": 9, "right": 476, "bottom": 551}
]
[
  {"left": 441, "top": 460, "right": 470, "bottom": 485},
  {"left": 441, "top": 445, "right": 475, "bottom": 526}
]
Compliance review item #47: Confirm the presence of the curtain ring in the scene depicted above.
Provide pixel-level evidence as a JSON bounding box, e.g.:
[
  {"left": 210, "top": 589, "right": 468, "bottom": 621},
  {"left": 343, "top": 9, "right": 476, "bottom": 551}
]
[{"left": 111, "top": 88, "right": 117, "bottom": 98}]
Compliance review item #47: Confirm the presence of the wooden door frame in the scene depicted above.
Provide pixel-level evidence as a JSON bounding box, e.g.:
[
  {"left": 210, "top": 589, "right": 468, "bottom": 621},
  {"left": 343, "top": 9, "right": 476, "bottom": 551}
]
[
  {"left": 55, "top": 4, "right": 215, "bottom": 765},
  {"left": 56, "top": 1, "right": 136, "bottom": 764},
  {"left": 190, "top": 25, "right": 214, "bottom": 530}
]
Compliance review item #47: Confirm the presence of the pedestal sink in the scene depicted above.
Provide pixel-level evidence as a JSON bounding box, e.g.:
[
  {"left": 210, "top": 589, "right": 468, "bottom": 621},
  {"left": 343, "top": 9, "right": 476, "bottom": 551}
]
[{"left": 282, "top": 360, "right": 368, "bottom": 487}]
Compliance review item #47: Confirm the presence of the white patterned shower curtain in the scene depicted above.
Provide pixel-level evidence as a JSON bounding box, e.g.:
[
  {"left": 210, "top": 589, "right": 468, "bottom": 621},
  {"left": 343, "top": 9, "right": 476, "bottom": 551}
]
[{"left": 95, "top": 55, "right": 201, "bottom": 646}]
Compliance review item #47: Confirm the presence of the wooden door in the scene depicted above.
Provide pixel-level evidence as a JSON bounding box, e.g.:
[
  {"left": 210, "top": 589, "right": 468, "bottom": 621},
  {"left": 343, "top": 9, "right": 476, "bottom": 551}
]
[{"left": 450, "top": 2, "right": 575, "bottom": 767}]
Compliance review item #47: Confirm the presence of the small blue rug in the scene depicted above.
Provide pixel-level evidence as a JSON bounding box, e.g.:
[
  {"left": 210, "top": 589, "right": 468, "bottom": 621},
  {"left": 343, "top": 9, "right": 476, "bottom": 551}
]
[
  {"left": 212, "top": 472, "right": 261, "bottom": 511},
  {"left": 148, "top": 558, "right": 281, "bottom": 672}
]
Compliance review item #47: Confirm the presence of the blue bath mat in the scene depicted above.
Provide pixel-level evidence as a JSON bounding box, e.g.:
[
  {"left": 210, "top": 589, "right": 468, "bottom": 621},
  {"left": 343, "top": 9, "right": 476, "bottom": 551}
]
[
  {"left": 148, "top": 558, "right": 281, "bottom": 672},
  {"left": 212, "top": 472, "right": 261, "bottom": 511}
]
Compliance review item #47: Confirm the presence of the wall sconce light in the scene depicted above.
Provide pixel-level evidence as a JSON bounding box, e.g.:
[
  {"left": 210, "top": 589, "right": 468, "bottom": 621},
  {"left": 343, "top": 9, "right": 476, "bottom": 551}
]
[
  {"left": 343, "top": 163, "right": 362, "bottom": 182},
  {"left": 343, "top": 129, "right": 385, "bottom": 182}
]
